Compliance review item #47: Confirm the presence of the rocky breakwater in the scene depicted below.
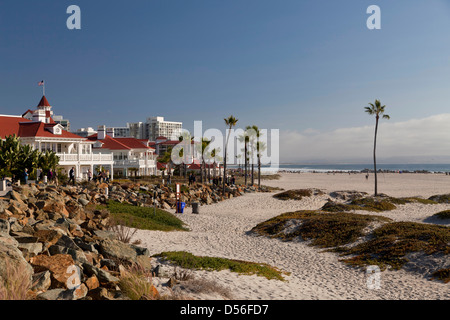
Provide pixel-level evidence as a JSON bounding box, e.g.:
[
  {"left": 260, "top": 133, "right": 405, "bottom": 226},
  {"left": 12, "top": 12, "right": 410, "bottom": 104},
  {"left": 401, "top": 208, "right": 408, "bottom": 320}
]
[
  {"left": 109, "top": 181, "right": 273, "bottom": 210},
  {"left": 0, "top": 184, "right": 154, "bottom": 300}
]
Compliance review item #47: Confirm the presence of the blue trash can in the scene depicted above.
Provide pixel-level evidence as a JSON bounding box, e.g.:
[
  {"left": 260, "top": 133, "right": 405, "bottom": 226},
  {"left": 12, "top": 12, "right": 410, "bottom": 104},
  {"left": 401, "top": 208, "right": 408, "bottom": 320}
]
[{"left": 177, "top": 202, "right": 186, "bottom": 213}]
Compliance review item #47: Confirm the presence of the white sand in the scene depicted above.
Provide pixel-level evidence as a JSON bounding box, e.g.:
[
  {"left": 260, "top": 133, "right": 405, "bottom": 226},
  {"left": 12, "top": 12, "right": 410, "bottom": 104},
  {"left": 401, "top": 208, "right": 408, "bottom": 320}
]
[{"left": 133, "top": 172, "right": 450, "bottom": 300}]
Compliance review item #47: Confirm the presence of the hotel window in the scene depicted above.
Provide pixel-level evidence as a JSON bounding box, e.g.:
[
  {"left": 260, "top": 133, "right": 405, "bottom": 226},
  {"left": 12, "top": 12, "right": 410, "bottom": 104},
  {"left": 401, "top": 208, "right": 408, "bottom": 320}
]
[{"left": 57, "top": 144, "right": 62, "bottom": 153}]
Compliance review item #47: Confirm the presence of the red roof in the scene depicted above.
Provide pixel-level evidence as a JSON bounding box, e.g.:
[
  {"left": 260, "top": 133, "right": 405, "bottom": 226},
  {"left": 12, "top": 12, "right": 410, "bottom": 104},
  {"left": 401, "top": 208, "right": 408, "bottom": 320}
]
[
  {"left": 37, "top": 96, "right": 51, "bottom": 107},
  {"left": 18, "top": 122, "right": 83, "bottom": 139},
  {"left": 0, "top": 116, "right": 29, "bottom": 139},
  {"left": 22, "top": 109, "right": 34, "bottom": 117},
  {"left": 87, "top": 134, "right": 154, "bottom": 151},
  {"left": 0, "top": 115, "right": 83, "bottom": 139},
  {"left": 115, "top": 137, "right": 154, "bottom": 150}
]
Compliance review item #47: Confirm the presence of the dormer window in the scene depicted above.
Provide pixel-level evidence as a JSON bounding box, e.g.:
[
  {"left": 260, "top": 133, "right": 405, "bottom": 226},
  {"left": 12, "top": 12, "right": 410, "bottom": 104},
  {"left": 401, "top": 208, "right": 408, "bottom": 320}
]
[{"left": 45, "top": 123, "right": 64, "bottom": 135}]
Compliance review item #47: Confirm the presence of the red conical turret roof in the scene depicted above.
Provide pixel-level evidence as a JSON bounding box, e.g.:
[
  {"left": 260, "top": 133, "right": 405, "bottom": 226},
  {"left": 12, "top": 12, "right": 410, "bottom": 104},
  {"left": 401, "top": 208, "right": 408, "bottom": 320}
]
[{"left": 37, "top": 95, "right": 51, "bottom": 108}]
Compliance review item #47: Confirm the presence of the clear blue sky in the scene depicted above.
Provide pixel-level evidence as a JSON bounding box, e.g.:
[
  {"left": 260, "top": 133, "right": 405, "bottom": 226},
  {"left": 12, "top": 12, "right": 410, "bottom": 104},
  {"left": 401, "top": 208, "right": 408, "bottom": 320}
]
[{"left": 1, "top": 0, "right": 450, "bottom": 162}]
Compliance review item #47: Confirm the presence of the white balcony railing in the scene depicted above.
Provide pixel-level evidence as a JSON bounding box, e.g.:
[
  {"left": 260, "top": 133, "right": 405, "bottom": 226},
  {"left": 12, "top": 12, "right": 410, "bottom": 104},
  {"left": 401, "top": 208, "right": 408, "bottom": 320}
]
[
  {"left": 114, "top": 159, "right": 156, "bottom": 168},
  {"left": 56, "top": 153, "right": 113, "bottom": 163}
]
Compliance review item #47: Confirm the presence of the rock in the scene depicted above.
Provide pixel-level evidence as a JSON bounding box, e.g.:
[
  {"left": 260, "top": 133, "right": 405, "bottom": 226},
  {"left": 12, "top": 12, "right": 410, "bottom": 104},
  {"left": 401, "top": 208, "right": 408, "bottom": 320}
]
[
  {"left": 86, "top": 287, "right": 110, "bottom": 300},
  {"left": 48, "top": 245, "right": 88, "bottom": 264},
  {"left": 36, "top": 288, "right": 69, "bottom": 300},
  {"left": 0, "top": 241, "right": 34, "bottom": 286},
  {"left": 30, "top": 254, "right": 77, "bottom": 288},
  {"left": 73, "top": 283, "right": 89, "bottom": 300},
  {"left": 98, "top": 239, "right": 138, "bottom": 262},
  {"left": 78, "top": 198, "right": 90, "bottom": 206},
  {"left": 0, "top": 232, "right": 19, "bottom": 247},
  {"left": 17, "top": 242, "right": 43, "bottom": 256},
  {"left": 31, "top": 270, "right": 52, "bottom": 292},
  {"left": 82, "top": 263, "right": 119, "bottom": 285},
  {"left": 41, "top": 200, "right": 70, "bottom": 218},
  {"left": 33, "top": 229, "right": 62, "bottom": 250},
  {"left": 85, "top": 274, "right": 100, "bottom": 291},
  {"left": 93, "top": 230, "right": 117, "bottom": 240},
  {"left": 0, "top": 219, "right": 10, "bottom": 234}
]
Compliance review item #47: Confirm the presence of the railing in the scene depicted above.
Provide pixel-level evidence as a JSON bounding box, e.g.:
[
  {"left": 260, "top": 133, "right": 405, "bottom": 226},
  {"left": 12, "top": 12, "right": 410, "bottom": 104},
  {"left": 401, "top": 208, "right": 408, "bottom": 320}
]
[
  {"left": 56, "top": 153, "right": 114, "bottom": 163},
  {"left": 114, "top": 159, "right": 156, "bottom": 168}
]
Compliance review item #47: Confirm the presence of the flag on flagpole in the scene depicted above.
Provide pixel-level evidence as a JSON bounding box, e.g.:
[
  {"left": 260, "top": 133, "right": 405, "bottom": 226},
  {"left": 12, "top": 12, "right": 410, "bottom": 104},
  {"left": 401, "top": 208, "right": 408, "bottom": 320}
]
[{"left": 38, "top": 80, "right": 45, "bottom": 86}]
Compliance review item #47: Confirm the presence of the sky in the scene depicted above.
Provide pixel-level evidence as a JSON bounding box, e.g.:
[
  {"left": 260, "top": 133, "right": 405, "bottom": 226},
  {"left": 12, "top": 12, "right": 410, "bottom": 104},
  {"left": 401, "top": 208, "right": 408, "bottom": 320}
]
[{"left": 1, "top": 0, "right": 450, "bottom": 164}]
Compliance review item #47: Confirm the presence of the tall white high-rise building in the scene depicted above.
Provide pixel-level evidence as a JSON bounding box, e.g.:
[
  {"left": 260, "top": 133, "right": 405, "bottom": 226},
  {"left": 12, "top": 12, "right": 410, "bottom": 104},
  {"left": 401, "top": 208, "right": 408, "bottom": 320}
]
[
  {"left": 127, "top": 117, "right": 182, "bottom": 141},
  {"left": 146, "top": 116, "right": 182, "bottom": 141}
]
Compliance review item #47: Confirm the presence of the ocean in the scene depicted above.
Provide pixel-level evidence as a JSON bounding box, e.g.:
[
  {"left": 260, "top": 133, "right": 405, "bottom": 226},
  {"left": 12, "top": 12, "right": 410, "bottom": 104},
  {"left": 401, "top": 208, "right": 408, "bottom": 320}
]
[{"left": 256, "top": 163, "right": 450, "bottom": 174}]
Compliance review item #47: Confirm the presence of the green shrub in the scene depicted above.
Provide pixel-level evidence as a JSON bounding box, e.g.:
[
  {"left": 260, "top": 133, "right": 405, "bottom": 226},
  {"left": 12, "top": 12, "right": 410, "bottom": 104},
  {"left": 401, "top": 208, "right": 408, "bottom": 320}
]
[
  {"left": 104, "top": 201, "right": 188, "bottom": 232},
  {"left": 155, "top": 251, "right": 288, "bottom": 281}
]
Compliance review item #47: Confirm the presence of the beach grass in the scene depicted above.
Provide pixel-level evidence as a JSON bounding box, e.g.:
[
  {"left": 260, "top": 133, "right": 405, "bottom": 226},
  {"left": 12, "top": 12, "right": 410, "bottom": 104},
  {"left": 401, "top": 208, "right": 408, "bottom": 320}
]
[
  {"left": 102, "top": 201, "right": 188, "bottom": 232},
  {"left": 155, "top": 251, "right": 288, "bottom": 281},
  {"left": 322, "top": 196, "right": 438, "bottom": 213},
  {"left": 339, "top": 221, "right": 450, "bottom": 271}
]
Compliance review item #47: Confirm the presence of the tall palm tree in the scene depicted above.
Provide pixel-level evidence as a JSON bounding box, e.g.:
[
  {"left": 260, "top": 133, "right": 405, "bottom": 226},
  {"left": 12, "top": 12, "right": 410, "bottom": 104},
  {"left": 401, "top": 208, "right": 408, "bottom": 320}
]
[
  {"left": 198, "top": 137, "right": 211, "bottom": 184},
  {"left": 237, "top": 131, "right": 250, "bottom": 185},
  {"left": 223, "top": 116, "right": 238, "bottom": 194},
  {"left": 247, "top": 125, "right": 260, "bottom": 186},
  {"left": 364, "top": 99, "right": 390, "bottom": 196},
  {"left": 256, "top": 140, "right": 266, "bottom": 190}
]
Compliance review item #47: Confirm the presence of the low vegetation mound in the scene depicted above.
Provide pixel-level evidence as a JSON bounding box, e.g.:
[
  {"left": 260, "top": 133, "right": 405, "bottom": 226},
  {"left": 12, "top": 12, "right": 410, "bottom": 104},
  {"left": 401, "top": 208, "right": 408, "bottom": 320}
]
[
  {"left": 338, "top": 222, "right": 450, "bottom": 273},
  {"left": 428, "top": 194, "right": 450, "bottom": 204},
  {"left": 322, "top": 195, "right": 437, "bottom": 213},
  {"left": 433, "top": 210, "right": 450, "bottom": 220},
  {"left": 251, "top": 211, "right": 450, "bottom": 283},
  {"left": 154, "top": 251, "right": 288, "bottom": 281},
  {"left": 250, "top": 210, "right": 391, "bottom": 248},
  {"left": 273, "top": 189, "right": 323, "bottom": 201}
]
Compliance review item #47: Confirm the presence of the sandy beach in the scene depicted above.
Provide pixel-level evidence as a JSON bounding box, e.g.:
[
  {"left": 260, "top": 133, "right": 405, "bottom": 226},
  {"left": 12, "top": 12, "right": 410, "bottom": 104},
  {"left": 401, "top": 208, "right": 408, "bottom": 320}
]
[{"left": 133, "top": 172, "right": 450, "bottom": 300}]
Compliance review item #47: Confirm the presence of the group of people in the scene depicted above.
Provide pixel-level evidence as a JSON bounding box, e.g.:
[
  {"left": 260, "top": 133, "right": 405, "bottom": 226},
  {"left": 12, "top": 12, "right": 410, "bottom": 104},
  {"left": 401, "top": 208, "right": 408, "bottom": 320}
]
[
  {"left": 187, "top": 173, "right": 236, "bottom": 186},
  {"left": 19, "top": 166, "right": 110, "bottom": 186}
]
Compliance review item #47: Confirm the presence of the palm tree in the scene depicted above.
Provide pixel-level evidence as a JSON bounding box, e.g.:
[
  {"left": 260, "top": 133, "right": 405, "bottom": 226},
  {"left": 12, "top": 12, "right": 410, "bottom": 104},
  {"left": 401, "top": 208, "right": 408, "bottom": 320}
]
[
  {"left": 238, "top": 132, "right": 250, "bottom": 186},
  {"left": 197, "top": 137, "right": 211, "bottom": 184},
  {"left": 223, "top": 115, "right": 238, "bottom": 194},
  {"left": 256, "top": 140, "right": 266, "bottom": 190},
  {"left": 178, "top": 133, "right": 194, "bottom": 179},
  {"left": 247, "top": 125, "right": 260, "bottom": 186},
  {"left": 364, "top": 99, "right": 390, "bottom": 196}
]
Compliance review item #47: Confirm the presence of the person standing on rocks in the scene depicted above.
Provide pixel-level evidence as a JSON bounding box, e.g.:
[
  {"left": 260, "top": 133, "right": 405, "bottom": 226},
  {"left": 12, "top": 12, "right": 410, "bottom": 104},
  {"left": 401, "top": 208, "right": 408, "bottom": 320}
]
[
  {"left": 69, "top": 167, "right": 76, "bottom": 185},
  {"left": 24, "top": 168, "right": 28, "bottom": 185}
]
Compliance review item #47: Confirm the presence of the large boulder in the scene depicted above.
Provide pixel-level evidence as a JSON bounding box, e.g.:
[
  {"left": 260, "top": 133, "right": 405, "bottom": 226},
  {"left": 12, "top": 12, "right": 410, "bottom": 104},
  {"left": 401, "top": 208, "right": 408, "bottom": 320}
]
[{"left": 0, "top": 236, "right": 34, "bottom": 289}]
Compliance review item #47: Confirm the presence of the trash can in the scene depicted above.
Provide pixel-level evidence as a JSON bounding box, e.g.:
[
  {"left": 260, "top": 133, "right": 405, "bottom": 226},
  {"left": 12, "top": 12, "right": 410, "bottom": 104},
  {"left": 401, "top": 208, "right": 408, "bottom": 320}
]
[
  {"left": 192, "top": 202, "right": 199, "bottom": 214},
  {"left": 177, "top": 202, "right": 186, "bottom": 213}
]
